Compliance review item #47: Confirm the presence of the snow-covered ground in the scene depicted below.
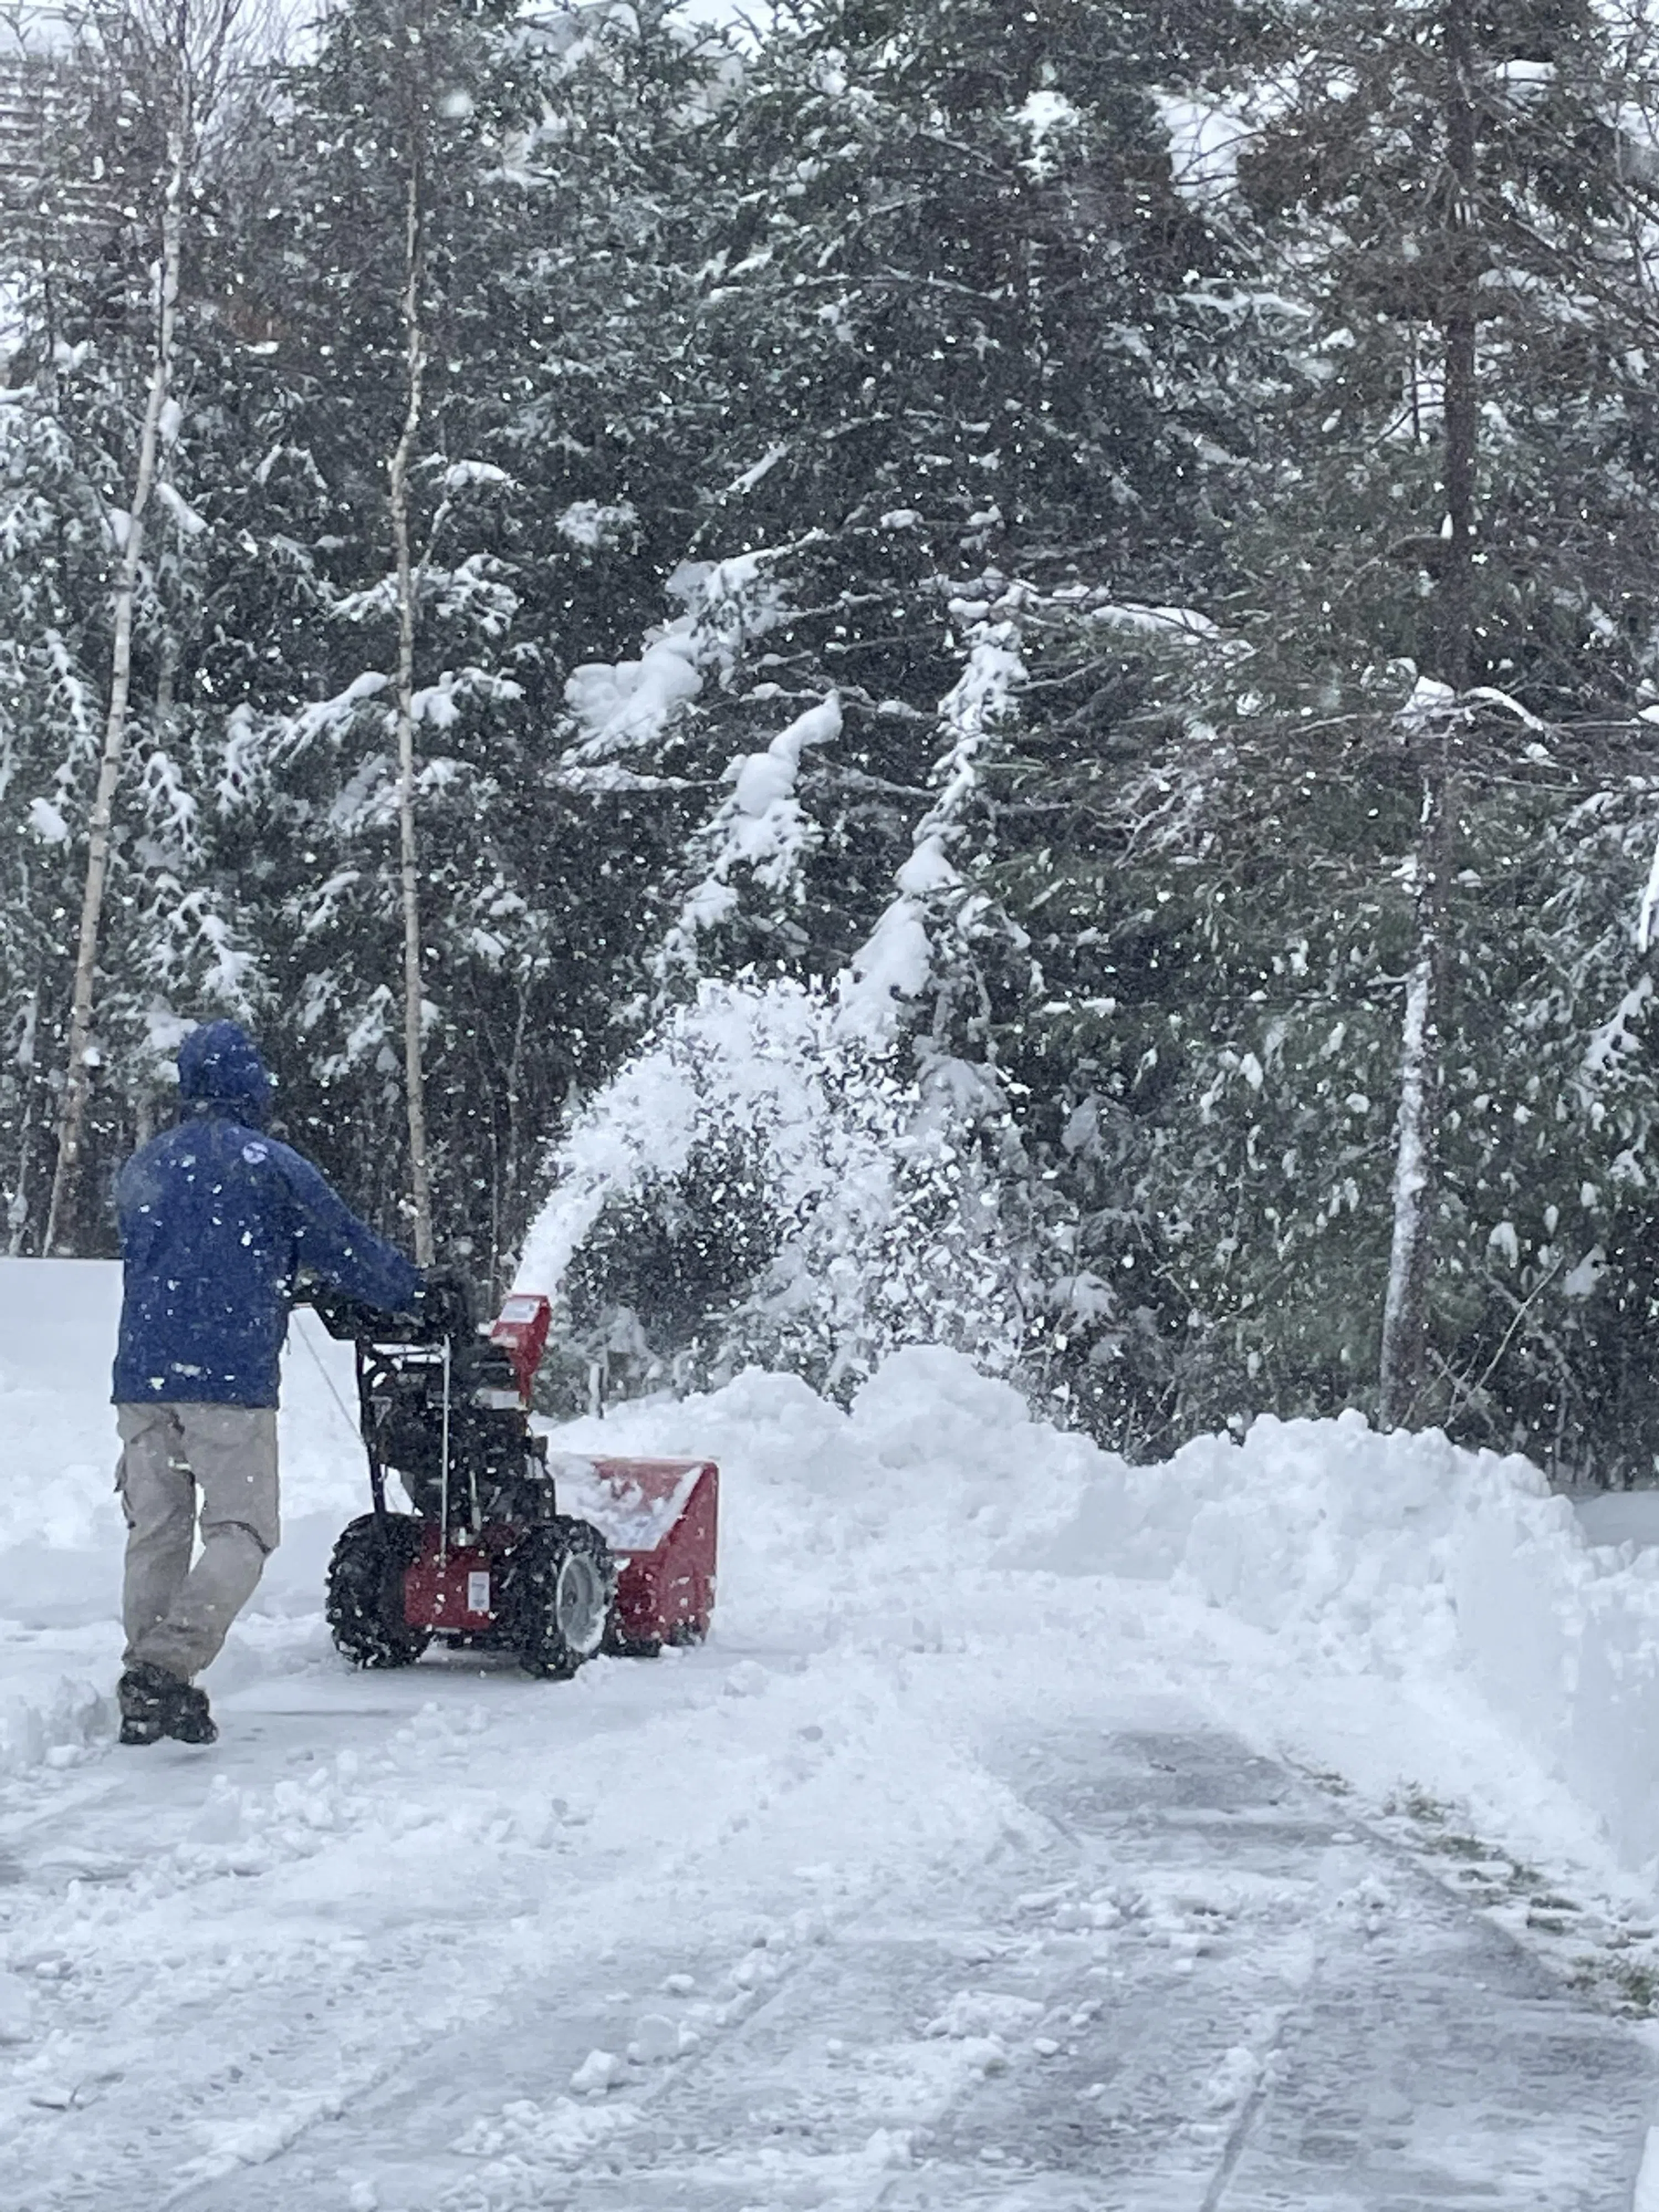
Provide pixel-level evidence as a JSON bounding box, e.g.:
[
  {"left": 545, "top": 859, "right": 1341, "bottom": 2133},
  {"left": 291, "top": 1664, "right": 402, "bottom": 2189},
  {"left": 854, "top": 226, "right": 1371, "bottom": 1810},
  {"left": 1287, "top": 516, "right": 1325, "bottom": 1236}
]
[{"left": 2, "top": 1258, "right": 1658, "bottom": 2208}]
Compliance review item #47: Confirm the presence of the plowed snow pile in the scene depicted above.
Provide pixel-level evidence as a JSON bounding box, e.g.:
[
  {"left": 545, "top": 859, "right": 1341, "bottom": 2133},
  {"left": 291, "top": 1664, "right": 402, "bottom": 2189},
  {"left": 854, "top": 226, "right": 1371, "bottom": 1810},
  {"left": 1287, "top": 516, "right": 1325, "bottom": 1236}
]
[{"left": 3, "top": 1258, "right": 1659, "bottom": 1879}]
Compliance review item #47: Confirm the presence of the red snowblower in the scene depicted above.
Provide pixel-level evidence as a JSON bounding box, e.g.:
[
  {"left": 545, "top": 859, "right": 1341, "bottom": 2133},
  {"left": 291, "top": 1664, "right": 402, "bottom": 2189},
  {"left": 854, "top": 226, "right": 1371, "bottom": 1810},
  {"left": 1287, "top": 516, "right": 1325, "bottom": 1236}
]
[{"left": 306, "top": 1280, "right": 717, "bottom": 1680}]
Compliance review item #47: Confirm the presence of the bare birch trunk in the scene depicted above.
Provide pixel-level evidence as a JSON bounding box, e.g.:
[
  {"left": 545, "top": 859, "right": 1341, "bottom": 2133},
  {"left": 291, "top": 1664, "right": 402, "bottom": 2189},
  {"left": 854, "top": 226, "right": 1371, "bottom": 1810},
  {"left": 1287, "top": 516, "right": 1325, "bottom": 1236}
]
[
  {"left": 1378, "top": 780, "right": 1449, "bottom": 1428},
  {"left": 390, "top": 163, "right": 435, "bottom": 1269},
  {"left": 7, "top": 985, "right": 40, "bottom": 1257},
  {"left": 44, "top": 108, "right": 187, "bottom": 1255},
  {"left": 1378, "top": 0, "right": 1477, "bottom": 1427}
]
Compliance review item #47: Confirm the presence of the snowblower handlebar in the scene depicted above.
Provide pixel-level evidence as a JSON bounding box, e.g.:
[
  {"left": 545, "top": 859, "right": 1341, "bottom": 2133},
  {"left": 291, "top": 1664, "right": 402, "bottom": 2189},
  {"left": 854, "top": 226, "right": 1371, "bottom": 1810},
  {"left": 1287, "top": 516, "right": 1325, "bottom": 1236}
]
[
  {"left": 299, "top": 1274, "right": 552, "bottom": 1410},
  {"left": 299, "top": 1269, "right": 473, "bottom": 1350},
  {"left": 413, "top": 1268, "right": 474, "bottom": 1342}
]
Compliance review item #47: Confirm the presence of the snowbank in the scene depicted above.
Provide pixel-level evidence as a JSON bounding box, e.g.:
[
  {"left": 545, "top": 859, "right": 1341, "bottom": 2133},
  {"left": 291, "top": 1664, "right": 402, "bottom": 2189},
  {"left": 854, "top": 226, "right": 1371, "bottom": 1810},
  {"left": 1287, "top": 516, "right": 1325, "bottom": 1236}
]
[
  {"left": 1024, "top": 1407, "right": 1659, "bottom": 1874},
  {"left": 565, "top": 1350, "right": 1659, "bottom": 1876},
  {"left": 0, "top": 1260, "right": 364, "bottom": 1546}
]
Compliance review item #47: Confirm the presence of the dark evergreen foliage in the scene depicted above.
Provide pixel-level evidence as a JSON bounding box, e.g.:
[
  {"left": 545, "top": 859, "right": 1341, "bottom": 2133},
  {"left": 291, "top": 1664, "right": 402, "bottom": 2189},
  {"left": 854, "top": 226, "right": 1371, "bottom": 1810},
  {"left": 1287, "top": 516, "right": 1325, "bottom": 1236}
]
[{"left": 7, "top": 0, "right": 1659, "bottom": 1481}]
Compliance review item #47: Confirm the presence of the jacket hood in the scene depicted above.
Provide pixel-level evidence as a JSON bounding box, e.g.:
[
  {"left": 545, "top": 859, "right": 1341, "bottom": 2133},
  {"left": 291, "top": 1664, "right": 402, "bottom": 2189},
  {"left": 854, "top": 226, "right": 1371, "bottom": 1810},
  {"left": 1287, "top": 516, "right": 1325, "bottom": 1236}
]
[{"left": 176, "top": 1021, "right": 271, "bottom": 1124}]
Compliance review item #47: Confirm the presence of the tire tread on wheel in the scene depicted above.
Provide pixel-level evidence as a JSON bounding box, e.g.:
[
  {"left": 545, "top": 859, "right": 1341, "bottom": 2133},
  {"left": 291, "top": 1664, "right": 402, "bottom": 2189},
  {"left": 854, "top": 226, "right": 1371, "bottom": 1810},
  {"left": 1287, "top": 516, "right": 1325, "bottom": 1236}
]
[
  {"left": 326, "top": 1511, "right": 430, "bottom": 1668},
  {"left": 504, "top": 1515, "right": 614, "bottom": 1679}
]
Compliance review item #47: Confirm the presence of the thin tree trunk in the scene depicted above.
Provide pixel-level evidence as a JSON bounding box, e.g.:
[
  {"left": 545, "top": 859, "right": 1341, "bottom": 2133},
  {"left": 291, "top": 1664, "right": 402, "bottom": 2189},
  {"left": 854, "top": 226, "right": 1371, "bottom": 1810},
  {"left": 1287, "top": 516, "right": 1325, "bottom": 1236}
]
[
  {"left": 7, "top": 984, "right": 40, "bottom": 1256},
  {"left": 1378, "top": 0, "right": 1477, "bottom": 1428},
  {"left": 1439, "top": 0, "right": 1479, "bottom": 701},
  {"left": 497, "top": 963, "right": 536, "bottom": 1288},
  {"left": 44, "top": 112, "right": 187, "bottom": 1255},
  {"left": 390, "top": 161, "right": 435, "bottom": 1269},
  {"left": 1379, "top": 772, "right": 1449, "bottom": 1429}
]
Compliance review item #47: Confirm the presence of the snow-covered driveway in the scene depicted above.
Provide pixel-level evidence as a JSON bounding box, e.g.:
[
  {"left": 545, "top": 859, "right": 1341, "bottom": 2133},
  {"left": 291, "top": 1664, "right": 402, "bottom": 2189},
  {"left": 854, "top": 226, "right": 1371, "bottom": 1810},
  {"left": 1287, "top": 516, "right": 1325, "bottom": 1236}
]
[
  {"left": 0, "top": 1262, "right": 1656, "bottom": 2208},
  {"left": 1, "top": 1672, "right": 1650, "bottom": 2211}
]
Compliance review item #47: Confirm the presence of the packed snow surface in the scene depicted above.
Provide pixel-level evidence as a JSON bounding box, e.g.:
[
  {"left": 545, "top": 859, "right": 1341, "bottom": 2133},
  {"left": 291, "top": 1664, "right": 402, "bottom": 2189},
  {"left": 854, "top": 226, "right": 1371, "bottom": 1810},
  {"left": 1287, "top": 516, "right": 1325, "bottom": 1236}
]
[{"left": 1, "top": 1259, "right": 1656, "bottom": 2206}]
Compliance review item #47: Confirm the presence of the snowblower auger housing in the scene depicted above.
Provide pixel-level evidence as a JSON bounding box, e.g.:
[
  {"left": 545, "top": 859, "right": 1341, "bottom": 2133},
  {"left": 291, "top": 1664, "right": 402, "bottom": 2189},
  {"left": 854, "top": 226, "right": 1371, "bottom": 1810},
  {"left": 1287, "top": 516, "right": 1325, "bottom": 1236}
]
[{"left": 305, "top": 1279, "right": 718, "bottom": 1678}]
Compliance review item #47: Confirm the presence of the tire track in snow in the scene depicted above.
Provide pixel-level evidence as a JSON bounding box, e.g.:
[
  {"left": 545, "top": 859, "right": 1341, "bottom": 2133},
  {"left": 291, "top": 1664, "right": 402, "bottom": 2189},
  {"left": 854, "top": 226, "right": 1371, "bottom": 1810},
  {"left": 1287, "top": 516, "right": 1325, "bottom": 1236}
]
[
  {"left": 1, "top": 1631, "right": 1653, "bottom": 2211},
  {"left": 497, "top": 1727, "right": 1650, "bottom": 2212},
  {"left": 0, "top": 1660, "right": 737, "bottom": 2206},
  {"left": 887, "top": 1730, "right": 1655, "bottom": 2212},
  {"left": 0, "top": 1637, "right": 992, "bottom": 2209},
  {"left": 150, "top": 1717, "right": 1658, "bottom": 2212}
]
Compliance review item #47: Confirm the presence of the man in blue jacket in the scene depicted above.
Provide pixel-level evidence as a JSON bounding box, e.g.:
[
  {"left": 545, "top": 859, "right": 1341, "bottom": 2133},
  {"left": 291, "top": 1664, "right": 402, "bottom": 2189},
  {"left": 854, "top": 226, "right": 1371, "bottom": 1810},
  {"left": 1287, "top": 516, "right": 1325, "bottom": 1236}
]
[{"left": 113, "top": 1020, "right": 423, "bottom": 1746}]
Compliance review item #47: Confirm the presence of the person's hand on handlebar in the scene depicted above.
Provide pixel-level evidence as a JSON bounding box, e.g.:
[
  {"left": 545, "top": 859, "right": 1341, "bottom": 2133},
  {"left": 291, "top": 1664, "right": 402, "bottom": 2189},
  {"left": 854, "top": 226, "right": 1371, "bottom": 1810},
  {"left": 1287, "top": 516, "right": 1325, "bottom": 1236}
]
[{"left": 413, "top": 1266, "right": 473, "bottom": 1339}]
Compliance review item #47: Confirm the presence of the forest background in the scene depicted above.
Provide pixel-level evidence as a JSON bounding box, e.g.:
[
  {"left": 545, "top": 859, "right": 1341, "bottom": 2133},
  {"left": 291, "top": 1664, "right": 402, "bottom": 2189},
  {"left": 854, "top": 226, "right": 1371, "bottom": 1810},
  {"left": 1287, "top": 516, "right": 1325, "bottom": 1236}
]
[{"left": 6, "top": 0, "right": 1659, "bottom": 1481}]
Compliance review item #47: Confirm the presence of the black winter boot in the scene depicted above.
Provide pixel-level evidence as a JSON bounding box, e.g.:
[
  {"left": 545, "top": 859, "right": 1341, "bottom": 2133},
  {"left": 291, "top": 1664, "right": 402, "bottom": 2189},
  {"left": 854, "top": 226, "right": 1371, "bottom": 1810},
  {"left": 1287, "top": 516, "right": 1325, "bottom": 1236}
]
[
  {"left": 165, "top": 1679, "right": 217, "bottom": 1746},
  {"left": 117, "top": 1663, "right": 171, "bottom": 1746},
  {"left": 117, "top": 1662, "right": 217, "bottom": 1747}
]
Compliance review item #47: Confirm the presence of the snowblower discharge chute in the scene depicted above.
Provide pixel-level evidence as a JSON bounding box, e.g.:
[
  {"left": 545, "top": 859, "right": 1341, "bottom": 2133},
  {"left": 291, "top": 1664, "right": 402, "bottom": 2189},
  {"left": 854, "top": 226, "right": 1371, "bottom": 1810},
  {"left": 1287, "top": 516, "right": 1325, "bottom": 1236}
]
[{"left": 307, "top": 1280, "right": 718, "bottom": 1680}]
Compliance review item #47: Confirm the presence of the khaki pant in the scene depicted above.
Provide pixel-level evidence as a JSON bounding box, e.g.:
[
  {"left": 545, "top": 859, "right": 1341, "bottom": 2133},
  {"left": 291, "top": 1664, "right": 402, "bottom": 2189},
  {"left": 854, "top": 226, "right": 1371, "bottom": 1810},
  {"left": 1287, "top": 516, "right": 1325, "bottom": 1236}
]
[{"left": 116, "top": 1403, "right": 280, "bottom": 1681}]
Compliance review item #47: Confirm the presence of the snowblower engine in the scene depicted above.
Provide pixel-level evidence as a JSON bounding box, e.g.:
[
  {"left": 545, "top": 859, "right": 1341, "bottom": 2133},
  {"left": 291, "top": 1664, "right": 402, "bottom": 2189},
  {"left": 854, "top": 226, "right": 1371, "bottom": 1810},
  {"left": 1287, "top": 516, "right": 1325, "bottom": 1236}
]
[{"left": 305, "top": 1277, "right": 718, "bottom": 1681}]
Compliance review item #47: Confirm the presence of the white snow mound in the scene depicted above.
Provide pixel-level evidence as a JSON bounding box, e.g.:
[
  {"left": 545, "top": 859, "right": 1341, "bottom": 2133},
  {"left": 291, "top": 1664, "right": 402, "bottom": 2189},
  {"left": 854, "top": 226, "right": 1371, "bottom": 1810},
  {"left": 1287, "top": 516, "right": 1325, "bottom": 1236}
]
[{"left": 1025, "top": 1405, "right": 1659, "bottom": 1870}]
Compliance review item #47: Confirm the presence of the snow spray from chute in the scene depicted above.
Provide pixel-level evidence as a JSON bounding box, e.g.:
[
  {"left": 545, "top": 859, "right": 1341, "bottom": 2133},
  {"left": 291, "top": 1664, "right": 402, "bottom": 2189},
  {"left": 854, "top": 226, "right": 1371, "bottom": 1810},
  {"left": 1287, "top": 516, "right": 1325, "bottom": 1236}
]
[
  {"left": 513, "top": 978, "right": 1026, "bottom": 1400},
  {"left": 520, "top": 581, "right": 1034, "bottom": 1394}
]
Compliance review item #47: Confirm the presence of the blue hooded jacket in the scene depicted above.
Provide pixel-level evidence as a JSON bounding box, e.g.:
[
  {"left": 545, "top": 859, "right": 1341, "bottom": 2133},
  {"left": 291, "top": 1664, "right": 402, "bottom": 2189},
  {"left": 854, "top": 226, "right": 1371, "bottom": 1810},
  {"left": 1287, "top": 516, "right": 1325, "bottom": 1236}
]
[{"left": 112, "top": 1021, "right": 422, "bottom": 1408}]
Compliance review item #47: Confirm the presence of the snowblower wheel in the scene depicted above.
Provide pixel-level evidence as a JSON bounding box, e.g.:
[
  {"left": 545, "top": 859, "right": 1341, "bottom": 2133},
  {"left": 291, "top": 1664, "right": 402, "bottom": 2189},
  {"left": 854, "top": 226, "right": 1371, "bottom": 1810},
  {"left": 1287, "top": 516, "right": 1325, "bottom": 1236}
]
[
  {"left": 326, "top": 1512, "right": 430, "bottom": 1669},
  {"left": 503, "top": 1516, "right": 614, "bottom": 1680}
]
